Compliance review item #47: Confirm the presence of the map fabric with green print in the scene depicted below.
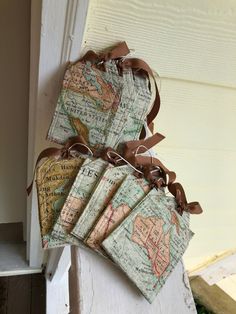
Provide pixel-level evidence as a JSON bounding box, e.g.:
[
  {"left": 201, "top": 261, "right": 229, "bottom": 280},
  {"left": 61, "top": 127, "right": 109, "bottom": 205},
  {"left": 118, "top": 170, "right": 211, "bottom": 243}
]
[
  {"left": 102, "top": 188, "right": 192, "bottom": 303},
  {"left": 86, "top": 174, "right": 150, "bottom": 253},
  {"left": 70, "top": 165, "right": 133, "bottom": 243},
  {"left": 47, "top": 59, "right": 153, "bottom": 151},
  {"left": 47, "top": 158, "right": 109, "bottom": 248},
  {"left": 36, "top": 156, "right": 85, "bottom": 249}
]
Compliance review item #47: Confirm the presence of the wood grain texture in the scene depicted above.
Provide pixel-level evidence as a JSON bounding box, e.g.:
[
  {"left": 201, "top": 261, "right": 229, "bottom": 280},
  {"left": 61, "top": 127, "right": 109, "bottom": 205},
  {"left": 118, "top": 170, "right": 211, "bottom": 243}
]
[
  {"left": 155, "top": 78, "right": 236, "bottom": 152},
  {"left": 0, "top": 274, "right": 46, "bottom": 314},
  {"left": 75, "top": 246, "right": 197, "bottom": 314},
  {"left": 7, "top": 275, "right": 31, "bottom": 314},
  {"left": 82, "top": 0, "right": 236, "bottom": 88},
  {"left": 46, "top": 246, "right": 71, "bottom": 282},
  {"left": 27, "top": 2, "right": 85, "bottom": 313},
  {"left": 69, "top": 247, "right": 81, "bottom": 314},
  {"left": 31, "top": 274, "right": 46, "bottom": 314},
  {"left": 154, "top": 145, "right": 236, "bottom": 266},
  {"left": 27, "top": 0, "right": 43, "bottom": 254},
  {"left": 0, "top": 277, "right": 8, "bottom": 314},
  {"left": 190, "top": 276, "right": 236, "bottom": 313}
]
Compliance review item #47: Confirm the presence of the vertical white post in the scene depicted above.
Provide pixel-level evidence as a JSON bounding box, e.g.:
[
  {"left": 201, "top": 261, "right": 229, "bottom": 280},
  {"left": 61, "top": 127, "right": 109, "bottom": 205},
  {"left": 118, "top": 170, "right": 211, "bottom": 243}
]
[{"left": 27, "top": 0, "right": 89, "bottom": 269}]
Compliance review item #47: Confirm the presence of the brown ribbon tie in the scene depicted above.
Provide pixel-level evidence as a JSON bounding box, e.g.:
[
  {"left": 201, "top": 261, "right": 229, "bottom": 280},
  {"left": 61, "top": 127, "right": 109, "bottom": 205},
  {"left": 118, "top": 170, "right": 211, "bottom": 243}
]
[
  {"left": 27, "top": 134, "right": 203, "bottom": 216},
  {"left": 168, "top": 182, "right": 203, "bottom": 215},
  {"left": 124, "top": 153, "right": 202, "bottom": 215},
  {"left": 123, "top": 132, "right": 165, "bottom": 159},
  {"left": 26, "top": 135, "right": 92, "bottom": 195},
  {"left": 129, "top": 154, "right": 176, "bottom": 186},
  {"left": 79, "top": 41, "right": 130, "bottom": 63},
  {"left": 98, "top": 147, "right": 123, "bottom": 165},
  {"left": 27, "top": 42, "right": 203, "bottom": 217},
  {"left": 27, "top": 131, "right": 165, "bottom": 193},
  {"left": 142, "top": 165, "right": 166, "bottom": 189}
]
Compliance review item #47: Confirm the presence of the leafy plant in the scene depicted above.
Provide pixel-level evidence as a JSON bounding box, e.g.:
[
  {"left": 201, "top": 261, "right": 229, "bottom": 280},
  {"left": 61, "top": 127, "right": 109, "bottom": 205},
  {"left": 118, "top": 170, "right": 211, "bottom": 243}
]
[{"left": 194, "top": 298, "right": 215, "bottom": 314}]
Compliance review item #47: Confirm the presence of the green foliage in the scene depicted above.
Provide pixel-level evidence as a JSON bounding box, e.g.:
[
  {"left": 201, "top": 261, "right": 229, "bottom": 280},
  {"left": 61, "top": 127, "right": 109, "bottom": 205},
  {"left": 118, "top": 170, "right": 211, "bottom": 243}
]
[{"left": 194, "top": 298, "right": 215, "bottom": 314}]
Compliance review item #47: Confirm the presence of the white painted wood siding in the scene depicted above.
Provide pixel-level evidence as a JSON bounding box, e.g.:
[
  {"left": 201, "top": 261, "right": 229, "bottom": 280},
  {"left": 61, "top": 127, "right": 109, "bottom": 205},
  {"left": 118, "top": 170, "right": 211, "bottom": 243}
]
[
  {"left": 82, "top": 0, "right": 236, "bottom": 88},
  {"left": 81, "top": 0, "right": 236, "bottom": 267}
]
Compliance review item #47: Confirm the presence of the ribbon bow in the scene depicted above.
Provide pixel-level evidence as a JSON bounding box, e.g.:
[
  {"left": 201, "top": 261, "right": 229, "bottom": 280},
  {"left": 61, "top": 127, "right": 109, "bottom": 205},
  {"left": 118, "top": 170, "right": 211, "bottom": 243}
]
[
  {"left": 26, "top": 136, "right": 92, "bottom": 195},
  {"left": 123, "top": 153, "right": 202, "bottom": 216},
  {"left": 27, "top": 132, "right": 203, "bottom": 216},
  {"left": 168, "top": 182, "right": 203, "bottom": 215}
]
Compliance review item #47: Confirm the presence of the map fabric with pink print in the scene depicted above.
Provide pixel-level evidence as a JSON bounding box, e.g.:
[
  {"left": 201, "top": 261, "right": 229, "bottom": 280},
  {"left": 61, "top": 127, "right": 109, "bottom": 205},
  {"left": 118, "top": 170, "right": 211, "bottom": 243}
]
[
  {"left": 102, "top": 188, "right": 192, "bottom": 303},
  {"left": 47, "top": 158, "right": 108, "bottom": 248},
  {"left": 86, "top": 174, "right": 150, "bottom": 253},
  {"left": 71, "top": 165, "right": 133, "bottom": 242},
  {"left": 47, "top": 59, "right": 153, "bottom": 152}
]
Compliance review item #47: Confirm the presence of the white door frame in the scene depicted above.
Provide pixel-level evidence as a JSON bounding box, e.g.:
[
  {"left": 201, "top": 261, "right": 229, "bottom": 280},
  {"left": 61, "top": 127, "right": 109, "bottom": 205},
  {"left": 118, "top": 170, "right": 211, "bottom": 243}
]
[{"left": 27, "top": 0, "right": 89, "bottom": 272}]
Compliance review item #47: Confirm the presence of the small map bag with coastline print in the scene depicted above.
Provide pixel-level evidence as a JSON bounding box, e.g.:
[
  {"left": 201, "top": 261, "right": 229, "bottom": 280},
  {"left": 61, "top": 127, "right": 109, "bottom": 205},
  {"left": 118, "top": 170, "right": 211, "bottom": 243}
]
[
  {"left": 47, "top": 42, "right": 160, "bottom": 152},
  {"left": 101, "top": 153, "right": 202, "bottom": 302},
  {"left": 27, "top": 136, "right": 91, "bottom": 248},
  {"left": 70, "top": 164, "right": 134, "bottom": 244},
  {"left": 48, "top": 157, "right": 110, "bottom": 248},
  {"left": 36, "top": 156, "right": 84, "bottom": 248},
  {"left": 86, "top": 173, "right": 151, "bottom": 253},
  {"left": 49, "top": 133, "right": 166, "bottom": 248},
  {"left": 78, "top": 135, "right": 167, "bottom": 248},
  {"left": 102, "top": 188, "right": 192, "bottom": 303}
]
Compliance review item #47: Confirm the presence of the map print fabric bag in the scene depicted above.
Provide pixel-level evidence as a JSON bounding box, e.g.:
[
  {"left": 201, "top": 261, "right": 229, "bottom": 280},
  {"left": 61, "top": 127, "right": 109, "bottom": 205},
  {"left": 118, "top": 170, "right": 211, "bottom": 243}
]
[
  {"left": 48, "top": 158, "right": 109, "bottom": 248},
  {"left": 118, "top": 71, "right": 153, "bottom": 145},
  {"left": 47, "top": 42, "right": 160, "bottom": 151},
  {"left": 27, "top": 41, "right": 204, "bottom": 303},
  {"left": 86, "top": 174, "right": 150, "bottom": 253},
  {"left": 102, "top": 60, "right": 153, "bottom": 148},
  {"left": 47, "top": 59, "right": 123, "bottom": 150},
  {"left": 102, "top": 63, "right": 137, "bottom": 148},
  {"left": 102, "top": 188, "right": 192, "bottom": 303},
  {"left": 26, "top": 136, "right": 91, "bottom": 249},
  {"left": 70, "top": 165, "right": 133, "bottom": 243},
  {"left": 36, "top": 155, "right": 84, "bottom": 248}
]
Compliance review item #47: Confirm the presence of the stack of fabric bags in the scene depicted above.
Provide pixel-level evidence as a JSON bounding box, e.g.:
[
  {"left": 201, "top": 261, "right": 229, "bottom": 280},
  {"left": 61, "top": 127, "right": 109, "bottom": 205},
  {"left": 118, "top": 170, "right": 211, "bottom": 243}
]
[{"left": 28, "top": 42, "right": 202, "bottom": 303}]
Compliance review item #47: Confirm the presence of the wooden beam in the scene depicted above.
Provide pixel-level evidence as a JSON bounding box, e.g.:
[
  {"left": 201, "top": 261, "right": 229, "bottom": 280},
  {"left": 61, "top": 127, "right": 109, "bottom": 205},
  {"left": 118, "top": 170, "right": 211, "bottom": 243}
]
[{"left": 190, "top": 276, "right": 236, "bottom": 314}]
